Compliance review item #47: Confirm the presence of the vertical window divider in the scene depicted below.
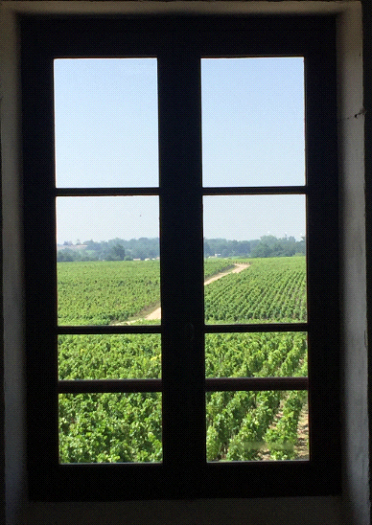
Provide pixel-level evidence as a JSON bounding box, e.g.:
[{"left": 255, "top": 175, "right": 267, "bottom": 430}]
[{"left": 158, "top": 48, "right": 205, "bottom": 493}]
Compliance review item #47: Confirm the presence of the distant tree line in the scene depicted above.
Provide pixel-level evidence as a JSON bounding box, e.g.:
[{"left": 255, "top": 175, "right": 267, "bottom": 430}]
[
  {"left": 57, "top": 235, "right": 305, "bottom": 262},
  {"left": 204, "top": 235, "right": 305, "bottom": 259},
  {"left": 57, "top": 237, "right": 159, "bottom": 262}
]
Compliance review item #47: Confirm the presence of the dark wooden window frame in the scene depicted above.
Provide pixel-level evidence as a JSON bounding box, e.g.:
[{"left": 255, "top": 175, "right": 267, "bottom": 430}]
[{"left": 21, "top": 15, "right": 340, "bottom": 501}]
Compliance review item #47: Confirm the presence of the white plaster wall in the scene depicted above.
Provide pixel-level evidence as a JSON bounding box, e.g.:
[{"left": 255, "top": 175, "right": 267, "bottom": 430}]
[
  {"left": 0, "top": 7, "right": 26, "bottom": 525},
  {"left": 337, "top": 4, "right": 370, "bottom": 524},
  {"left": 0, "top": 1, "right": 366, "bottom": 524}
]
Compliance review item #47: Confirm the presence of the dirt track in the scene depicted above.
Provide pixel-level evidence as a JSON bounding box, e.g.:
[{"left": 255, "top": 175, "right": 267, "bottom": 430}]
[{"left": 145, "top": 263, "right": 249, "bottom": 321}]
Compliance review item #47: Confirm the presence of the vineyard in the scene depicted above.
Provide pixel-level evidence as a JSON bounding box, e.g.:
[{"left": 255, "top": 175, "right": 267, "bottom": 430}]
[
  {"left": 205, "top": 257, "right": 307, "bottom": 323},
  {"left": 58, "top": 256, "right": 308, "bottom": 463},
  {"left": 58, "top": 260, "right": 161, "bottom": 325},
  {"left": 57, "top": 258, "right": 233, "bottom": 325}
]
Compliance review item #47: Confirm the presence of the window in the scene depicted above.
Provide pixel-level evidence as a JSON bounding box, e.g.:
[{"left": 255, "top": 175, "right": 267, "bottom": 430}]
[{"left": 22, "top": 16, "right": 340, "bottom": 500}]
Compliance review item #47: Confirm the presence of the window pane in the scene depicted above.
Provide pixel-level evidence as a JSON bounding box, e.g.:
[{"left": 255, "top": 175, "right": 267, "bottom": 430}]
[
  {"left": 206, "top": 390, "right": 308, "bottom": 461},
  {"left": 206, "top": 332, "right": 307, "bottom": 379},
  {"left": 58, "top": 334, "right": 161, "bottom": 380},
  {"left": 202, "top": 57, "right": 305, "bottom": 187},
  {"left": 57, "top": 197, "right": 160, "bottom": 326},
  {"left": 59, "top": 393, "right": 162, "bottom": 463},
  {"left": 203, "top": 195, "right": 307, "bottom": 324},
  {"left": 54, "top": 59, "right": 159, "bottom": 188}
]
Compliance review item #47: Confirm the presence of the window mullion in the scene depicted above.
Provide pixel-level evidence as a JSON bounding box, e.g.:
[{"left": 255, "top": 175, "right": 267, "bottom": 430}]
[{"left": 158, "top": 48, "right": 205, "bottom": 488}]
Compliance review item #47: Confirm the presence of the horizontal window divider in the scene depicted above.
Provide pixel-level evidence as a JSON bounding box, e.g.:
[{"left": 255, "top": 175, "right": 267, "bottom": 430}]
[
  {"left": 57, "top": 462, "right": 163, "bottom": 472},
  {"left": 202, "top": 186, "right": 307, "bottom": 196},
  {"left": 57, "top": 325, "right": 162, "bottom": 335},
  {"left": 55, "top": 187, "right": 160, "bottom": 197},
  {"left": 204, "top": 323, "right": 308, "bottom": 333},
  {"left": 205, "top": 376, "right": 308, "bottom": 392},
  {"left": 59, "top": 376, "right": 308, "bottom": 394},
  {"left": 59, "top": 378, "right": 162, "bottom": 394}
]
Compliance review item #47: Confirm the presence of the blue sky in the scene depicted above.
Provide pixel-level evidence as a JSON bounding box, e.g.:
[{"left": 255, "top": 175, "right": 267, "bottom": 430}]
[{"left": 54, "top": 57, "right": 305, "bottom": 244}]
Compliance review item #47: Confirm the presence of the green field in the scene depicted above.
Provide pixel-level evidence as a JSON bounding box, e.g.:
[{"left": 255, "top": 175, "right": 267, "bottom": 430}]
[
  {"left": 205, "top": 257, "right": 306, "bottom": 323},
  {"left": 58, "top": 257, "right": 308, "bottom": 463},
  {"left": 58, "top": 258, "right": 233, "bottom": 325}
]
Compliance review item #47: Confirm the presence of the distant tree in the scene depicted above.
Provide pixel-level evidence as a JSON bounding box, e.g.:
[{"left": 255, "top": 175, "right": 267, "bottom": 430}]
[
  {"left": 237, "top": 240, "right": 250, "bottom": 256},
  {"left": 204, "top": 239, "right": 212, "bottom": 257},
  {"left": 57, "top": 249, "right": 75, "bottom": 262},
  {"left": 259, "top": 235, "right": 278, "bottom": 247},
  {"left": 108, "top": 244, "right": 125, "bottom": 261},
  {"left": 84, "top": 239, "right": 102, "bottom": 251},
  {"left": 251, "top": 243, "right": 273, "bottom": 258}
]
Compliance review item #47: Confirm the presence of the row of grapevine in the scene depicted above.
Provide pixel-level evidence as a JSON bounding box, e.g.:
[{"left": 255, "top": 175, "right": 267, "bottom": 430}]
[
  {"left": 58, "top": 257, "right": 309, "bottom": 463},
  {"left": 205, "top": 332, "right": 306, "bottom": 379},
  {"left": 58, "top": 258, "right": 234, "bottom": 325},
  {"left": 58, "top": 332, "right": 161, "bottom": 380},
  {"left": 204, "top": 257, "right": 306, "bottom": 323},
  {"left": 59, "top": 392, "right": 162, "bottom": 463},
  {"left": 206, "top": 333, "right": 307, "bottom": 460},
  {"left": 58, "top": 260, "right": 161, "bottom": 325},
  {"left": 59, "top": 331, "right": 307, "bottom": 462},
  {"left": 59, "top": 389, "right": 308, "bottom": 463}
]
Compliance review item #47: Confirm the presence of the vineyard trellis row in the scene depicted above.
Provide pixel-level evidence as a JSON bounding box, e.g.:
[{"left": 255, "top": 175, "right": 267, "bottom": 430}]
[{"left": 58, "top": 256, "right": 308, "bottom": 463}]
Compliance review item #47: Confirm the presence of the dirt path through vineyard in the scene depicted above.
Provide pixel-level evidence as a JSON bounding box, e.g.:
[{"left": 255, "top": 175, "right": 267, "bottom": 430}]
[{"left": 144, "top": 263, "right": 249, "bottom": 321}]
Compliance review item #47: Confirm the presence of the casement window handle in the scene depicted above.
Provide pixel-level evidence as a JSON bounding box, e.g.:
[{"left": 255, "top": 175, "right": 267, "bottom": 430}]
[{"left": 185, "top": 322, "right": 195, "bottom": 344}]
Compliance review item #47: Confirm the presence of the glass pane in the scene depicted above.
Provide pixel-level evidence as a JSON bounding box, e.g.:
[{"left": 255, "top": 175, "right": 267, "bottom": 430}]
[
  {"left": 206, "top": 332, "right": 307, "bottom": 379},
  {"left": 59, "top": 393, "right": 162, "bottom": 463},
  {"left": 58, "top": 334, "right": 161, "bottom": 380},
  {"left": 202, "top": 57, "right": 305, "bottom": 187},
  {"left": 203, "top": 195, "right": 306, "bottom": 324},
  {"left": 206, "top": 390, "right": 308, "bottom": 461},
  {"left": 54, "top": 59, "right": 159, "bottom": 188},
  {"left": 57, "top": 197, "right": 160, "bottom": 326}
]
